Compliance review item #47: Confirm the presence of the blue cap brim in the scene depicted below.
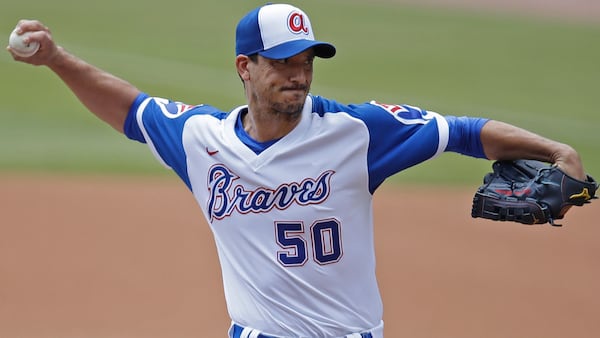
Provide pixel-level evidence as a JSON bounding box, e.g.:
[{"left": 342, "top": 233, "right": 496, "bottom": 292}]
[{"left": 259, "top": 39, "right": 336, "bottom": 59}]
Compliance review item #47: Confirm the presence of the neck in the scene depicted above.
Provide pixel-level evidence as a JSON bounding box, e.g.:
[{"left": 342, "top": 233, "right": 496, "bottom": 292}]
[{"left": 242, "top": 107, "right": 302, "bottom": 142}]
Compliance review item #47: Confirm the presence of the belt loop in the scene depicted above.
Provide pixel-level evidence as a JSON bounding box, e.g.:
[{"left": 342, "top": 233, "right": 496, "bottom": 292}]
[
  {"left": 230, "top": 323, "right": 278, "bottom": 338},
  {"left": 248, "top": 329, "right": 261, "bottom": 338},
  {"left": 346, "top": 331, "right": 373, "bottom": 338},
  {"left": 240, "top": 327, "right": 253, "bottom": 338}
]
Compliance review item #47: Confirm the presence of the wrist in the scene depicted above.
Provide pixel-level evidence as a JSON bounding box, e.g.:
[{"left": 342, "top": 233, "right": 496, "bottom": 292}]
[{"left": 552, "top": 144, "right": 585, "bottom": 180}]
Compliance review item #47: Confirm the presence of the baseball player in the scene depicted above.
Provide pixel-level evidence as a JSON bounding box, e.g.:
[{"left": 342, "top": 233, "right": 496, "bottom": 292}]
[{"left": 8, "top": 3, "right": 589, "bottom": 337}]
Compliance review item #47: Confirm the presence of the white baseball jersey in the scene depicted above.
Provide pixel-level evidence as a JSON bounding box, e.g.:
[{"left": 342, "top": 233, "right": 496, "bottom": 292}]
[{"left": 124, "top": 93, "right": 488, "bottom": 337}]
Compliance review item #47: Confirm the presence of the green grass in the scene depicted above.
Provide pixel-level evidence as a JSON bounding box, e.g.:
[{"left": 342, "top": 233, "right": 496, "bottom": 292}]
[{"left": 1, "top": 0, "right": 599, "bottom": 185}]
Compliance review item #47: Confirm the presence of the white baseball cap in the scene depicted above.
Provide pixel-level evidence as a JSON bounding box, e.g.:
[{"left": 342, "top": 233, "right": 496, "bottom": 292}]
[{"left": 235, "top": 3, "right": 336, "bottom": 59}]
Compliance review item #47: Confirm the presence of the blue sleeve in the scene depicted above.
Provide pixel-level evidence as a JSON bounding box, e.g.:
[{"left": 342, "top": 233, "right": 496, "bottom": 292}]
[
  {"left": 123, "top": 92, "right": 150, "bottom": 143},
  {"left": 320, "top": 99, "right": 489, "bottom": 192},
  {"left": 339, "top": 101, "right": 450, "bottom": 192},
  {"left": 445, "top": 116, "right": 489, "bottom": 159},
  {"left": 122, "top": 92, "right": 226, "bottom": 189}
]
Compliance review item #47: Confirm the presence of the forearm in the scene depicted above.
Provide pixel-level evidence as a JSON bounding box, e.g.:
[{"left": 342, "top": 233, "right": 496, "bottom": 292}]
[
  {"left": 47, "top": 47, "right": 140, "bottom": 133},
  {"left": 481, "top": 120, "right": 585, "bottom": 179}
]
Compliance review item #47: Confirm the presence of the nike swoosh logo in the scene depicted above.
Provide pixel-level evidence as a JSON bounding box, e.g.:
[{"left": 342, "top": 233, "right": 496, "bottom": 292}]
[{"left": 205, "top": 147, "right": 219, "bottom": 156}]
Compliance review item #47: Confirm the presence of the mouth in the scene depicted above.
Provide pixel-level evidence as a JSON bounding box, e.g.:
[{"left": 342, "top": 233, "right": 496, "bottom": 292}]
[{"left": 281, "top": 85, "right": 308, "bottom": 92}]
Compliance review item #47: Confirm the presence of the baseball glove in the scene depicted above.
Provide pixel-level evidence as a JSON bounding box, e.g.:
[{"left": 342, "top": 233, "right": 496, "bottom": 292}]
[{"left": 471, "top": 159, "right": 597, "bottom": 226}]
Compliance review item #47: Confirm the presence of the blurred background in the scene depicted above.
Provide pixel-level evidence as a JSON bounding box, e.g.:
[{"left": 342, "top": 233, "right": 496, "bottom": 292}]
[
  {"left": 1, "top": 0, "right": 598, "bottom": 183},
  {"left": 1, "top": 1, "right": 599, "bottom": 338}
]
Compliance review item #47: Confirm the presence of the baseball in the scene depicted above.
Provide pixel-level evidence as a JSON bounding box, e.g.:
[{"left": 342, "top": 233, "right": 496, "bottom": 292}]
[{"left": 8, "top": 28, "right": 40, "bottom": 57}]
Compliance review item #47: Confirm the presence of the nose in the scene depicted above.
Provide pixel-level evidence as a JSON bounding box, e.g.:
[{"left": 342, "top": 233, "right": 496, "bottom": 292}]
[{"left": 288, "top": 64, "right": 310, "bottom": 84}]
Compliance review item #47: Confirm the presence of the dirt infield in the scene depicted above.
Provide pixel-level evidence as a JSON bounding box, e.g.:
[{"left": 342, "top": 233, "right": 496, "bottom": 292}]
[{"left": 1, "top": 174, "right": 598, "bottom": 338}]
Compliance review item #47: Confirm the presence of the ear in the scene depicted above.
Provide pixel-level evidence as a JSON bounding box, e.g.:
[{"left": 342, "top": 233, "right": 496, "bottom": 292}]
[{"left": 236, "top": 55, "right": 251, "bottom": 81}]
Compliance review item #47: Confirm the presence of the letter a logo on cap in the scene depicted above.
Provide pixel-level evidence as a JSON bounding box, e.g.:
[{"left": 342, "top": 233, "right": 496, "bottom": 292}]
[{"left": 288, "top": 12, "right": 309, "bottom": 35}]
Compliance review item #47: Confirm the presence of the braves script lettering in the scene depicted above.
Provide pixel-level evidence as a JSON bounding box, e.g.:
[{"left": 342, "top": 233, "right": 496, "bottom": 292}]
[{"left": 207, "top": 164, "right": 334, "bottom": 221}]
